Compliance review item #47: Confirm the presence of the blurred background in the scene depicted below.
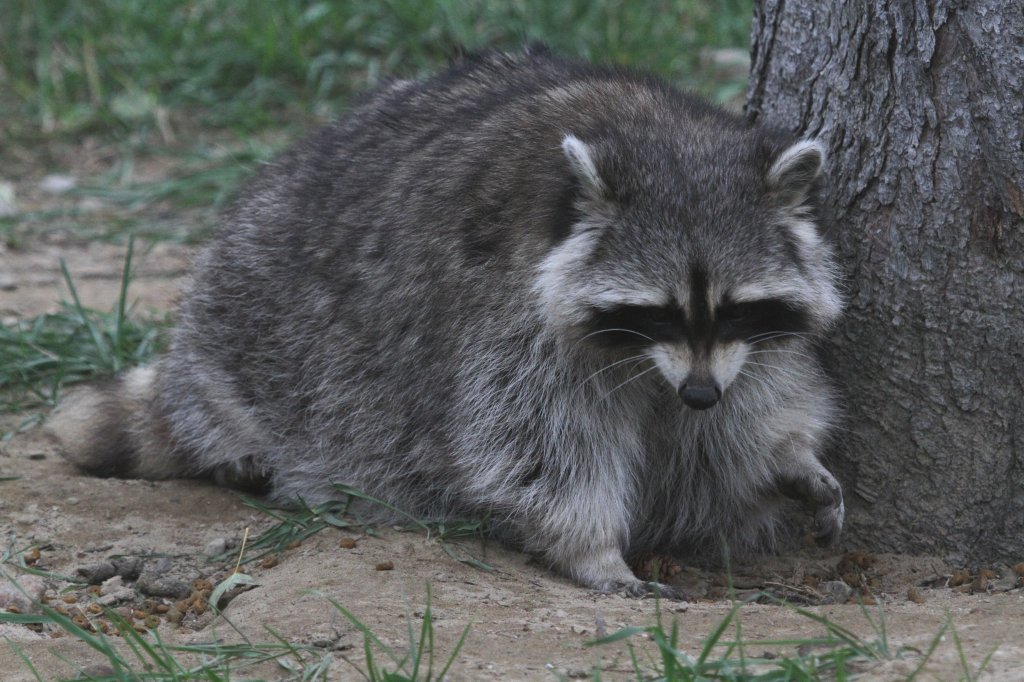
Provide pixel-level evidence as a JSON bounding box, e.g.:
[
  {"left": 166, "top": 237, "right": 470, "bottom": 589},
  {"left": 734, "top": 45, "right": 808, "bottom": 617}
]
[{"left": 0, "top": 0, "right": 752, "bottom": 242}]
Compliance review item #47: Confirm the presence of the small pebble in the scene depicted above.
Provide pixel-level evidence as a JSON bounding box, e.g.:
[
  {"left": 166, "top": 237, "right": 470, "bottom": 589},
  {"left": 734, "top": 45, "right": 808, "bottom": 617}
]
[
  {"left": 992, "top": 567, "right": 1020, "bottom": 592},
  {"left": 136, "top": 571, "right": 191, "bottom": 599},
  {"left": 39, "top": 174, "right": 77, "bottom": 194},
  {"left": 375, "top": 561, "right": 394, "bottom": 571},
  {"left": 309, "top": 632, "right": 337, "bottom": 648},
  {"left": 204, "top": 538, "right": 228, "bottom": 557},
  {"left": 100, "top": 576, "right": 124, "bottom": 595},
  {"left": 112, "top": 557, "right": 143, "bottom": 580},
  {"left": 97, "top": 588, "right": 135, "bottom": 606},
  {"left": 339, "top": 537, "right": 357, "bottom": 549},
  {"left": 0, "top": 181, "right": 15, "bottom": 216},
  {"left": 77, "top": 562, "right": 117, "bottom": 585},
  {"left": 820, "top": 580, "right": 854, "bottom": 604},
  {"left": 80, "top": 665, "right": 116, "bottom": 678}
]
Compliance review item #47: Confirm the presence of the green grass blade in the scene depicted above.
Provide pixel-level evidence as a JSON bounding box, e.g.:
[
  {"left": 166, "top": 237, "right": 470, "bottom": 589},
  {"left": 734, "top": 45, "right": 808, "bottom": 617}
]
[
  {"left": 5, "top": 641, "right": 45, "bottom": 682},
  {"left": 322, "top": 594, "right": 403, "bottom": 669},
  {"left": 909, "top": 614, "right": 946, "bottom": 675},
  {"left": 436, "top": 622, "right": 472, "bottom": 682},
  {"left": 413, "top": 585, "right": 431, "bottom": 680},
  {"left": 113, "top": 234, "right": 135, "bottom": 368},
  {"left": 695, "top": 600, "right": 742, "bottom": 665},
  {"left": 947, "top": 616, "right": 973, "bottom": 681},
  {"left": 332, "top": 483, "right": 431, "bottom": 532},
  {"left": 585, "top": 626, "right": 649, "bottom": 647},
  {"left": 59, "top": 258, "right": 112, "bottom": 367}
]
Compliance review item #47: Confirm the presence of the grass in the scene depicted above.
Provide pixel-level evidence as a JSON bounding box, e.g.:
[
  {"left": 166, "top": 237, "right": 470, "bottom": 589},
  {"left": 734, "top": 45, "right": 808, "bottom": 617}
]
[
  {"left": 1, "top": 2, "right": 754, "bottom": 246},
  {"left": 227, "top": 484, "right": 492, "bottom": 571},
  {"left": 0, "top": 563, "right": 461, "bottom": 681},
  {"left": 1, "top": 0, "right": 753, "bottom": 140},
  {"left": 1, "top": 591, "right": 328, "bottom": 680},
  {"left": 73, "top": 140, "right": 277, "bottom": 212},
  {"left": 584, "top": 593, "right": 996, "bottom": 681},
  {"left": 0, "top": 508, "right": 998, "bottom": 681},
  {"left": 0, "top": 237, "right": 166, "bottom": 434},
  {"left": 2, "top": 564, "right": 996, "bottom": 681},
  {"left": 323, "top": 585, "right": 471, "bottom": 681}
]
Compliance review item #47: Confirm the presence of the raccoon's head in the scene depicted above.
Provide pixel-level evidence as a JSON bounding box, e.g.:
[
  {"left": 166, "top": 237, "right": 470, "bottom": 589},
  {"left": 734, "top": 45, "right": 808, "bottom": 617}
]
[{"left": 535, "top": 129, "right": 841, "bottom": 410}]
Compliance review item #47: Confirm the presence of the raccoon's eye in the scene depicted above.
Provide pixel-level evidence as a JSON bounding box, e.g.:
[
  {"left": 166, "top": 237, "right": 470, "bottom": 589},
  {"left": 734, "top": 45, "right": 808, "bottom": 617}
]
[
  {"left": 640, "top": 307, "right": 674, "bottom": 326},
  {"left": 585, "top": 304, "right": 685, "bottom": 347},
  {"left": 717, "top": 302, "right": 758, "bottom": 324},
  {"left": 716, "top": 299, "right": 810, "bottom": 342}
]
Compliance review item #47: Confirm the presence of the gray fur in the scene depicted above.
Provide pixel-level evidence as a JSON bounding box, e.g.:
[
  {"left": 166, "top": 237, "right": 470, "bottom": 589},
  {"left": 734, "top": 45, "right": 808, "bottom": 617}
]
[{"left": 50, "top": 47, "right": 844, "bottom": 596}]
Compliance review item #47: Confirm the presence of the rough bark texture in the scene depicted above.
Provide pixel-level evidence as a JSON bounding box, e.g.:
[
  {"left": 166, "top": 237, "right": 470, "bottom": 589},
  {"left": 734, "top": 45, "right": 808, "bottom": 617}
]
[{"left": 747, "top": 1, "right": 1024, "bottom": 563}]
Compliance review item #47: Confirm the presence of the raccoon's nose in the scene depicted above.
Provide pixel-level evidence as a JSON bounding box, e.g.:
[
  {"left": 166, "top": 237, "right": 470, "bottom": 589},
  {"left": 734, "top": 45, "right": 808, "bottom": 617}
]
[{"left": 678, "top": 382, "right": 721, "bottom": 410}]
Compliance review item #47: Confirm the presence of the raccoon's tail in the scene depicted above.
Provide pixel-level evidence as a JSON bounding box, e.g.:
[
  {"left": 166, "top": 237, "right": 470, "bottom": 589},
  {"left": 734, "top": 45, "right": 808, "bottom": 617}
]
[{"left": 48, "top": 365, "right": 187, "bottom": 480}]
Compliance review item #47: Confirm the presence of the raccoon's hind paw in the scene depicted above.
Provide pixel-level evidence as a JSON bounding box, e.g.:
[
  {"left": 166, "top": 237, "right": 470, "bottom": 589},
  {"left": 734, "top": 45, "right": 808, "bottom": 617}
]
[{"left": 778, "top": 465, "right": 845, "bottom": 547}]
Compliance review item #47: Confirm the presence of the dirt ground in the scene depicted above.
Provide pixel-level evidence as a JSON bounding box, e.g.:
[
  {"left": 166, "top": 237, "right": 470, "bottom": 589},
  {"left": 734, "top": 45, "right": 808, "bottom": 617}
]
[{"left": 2, "top": 200, "right": 1024, "bottom": 680}]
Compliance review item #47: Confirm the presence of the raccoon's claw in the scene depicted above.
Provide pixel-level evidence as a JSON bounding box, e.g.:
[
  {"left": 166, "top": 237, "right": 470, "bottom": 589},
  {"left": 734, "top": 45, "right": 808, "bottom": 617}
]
[
  {"left": 779, "top": 466, "right": 845, "bottom": 547},
  {"left": 813, "top": 493, "right": 845, "bottom": 547},
  {"left": 610, "top": 580, "right": 688, "bottom": 601}
]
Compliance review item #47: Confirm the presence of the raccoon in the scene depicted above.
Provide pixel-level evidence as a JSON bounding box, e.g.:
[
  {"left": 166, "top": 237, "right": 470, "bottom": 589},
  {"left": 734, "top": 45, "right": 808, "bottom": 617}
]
[{"left": 51, "top": 47, "right": 844, "bottom": 597}]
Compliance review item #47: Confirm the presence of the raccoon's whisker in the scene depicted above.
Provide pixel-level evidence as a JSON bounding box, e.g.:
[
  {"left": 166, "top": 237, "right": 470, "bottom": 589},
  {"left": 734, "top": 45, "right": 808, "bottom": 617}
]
[
  {"left": 746, "top": 348, "right": 814, "bottom": 359},
  {"left": 748, "top": 329, "right": 814, "bottom": 338},
  {"left": 574, "top": 353, "right": 651, "bottom": 394},
  {"left": 746, "top": 331, "right": 815, "bottom": 345},
  {"left": 574, "top": 327, "right": 656, "bottom": 348},
  {"left": 736, "top": 368, "right": 778, "bottom": 394},
  {"left": 601, "top": 365, "right": 659, "bottom": 401},
  {"left": 745, "top": 349, "right": 818, "bottom": 366},
  {"left": 742, "top": 360, "right": 792, "bottom": 374}
]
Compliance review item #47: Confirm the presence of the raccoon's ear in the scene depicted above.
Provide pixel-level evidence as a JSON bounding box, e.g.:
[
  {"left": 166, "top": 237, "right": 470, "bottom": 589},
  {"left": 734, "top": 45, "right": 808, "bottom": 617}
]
[
  {"left": 767, "top": 139, "right": 825, "bottom": 207},
  {"left": 561, "top": 135, "right": 607, "bottom": 199}
]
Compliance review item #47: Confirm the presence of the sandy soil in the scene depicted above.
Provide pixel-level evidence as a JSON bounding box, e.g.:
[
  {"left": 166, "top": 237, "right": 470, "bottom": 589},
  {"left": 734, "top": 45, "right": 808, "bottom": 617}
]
[{"left": 2, "top": 194, "right": 1023, "bottom": 680}]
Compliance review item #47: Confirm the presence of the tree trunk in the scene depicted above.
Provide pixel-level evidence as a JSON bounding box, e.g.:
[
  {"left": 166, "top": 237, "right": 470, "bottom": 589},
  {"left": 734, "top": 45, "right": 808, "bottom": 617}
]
[{"left": 746, "top": 1, "right": 1024, "bottom": 563}]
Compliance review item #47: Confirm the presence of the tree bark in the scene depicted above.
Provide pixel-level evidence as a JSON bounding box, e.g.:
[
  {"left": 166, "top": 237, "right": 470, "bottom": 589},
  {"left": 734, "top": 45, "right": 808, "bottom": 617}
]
[{"left": 747, "top": 1, "right": 1024, "bottom": 563}]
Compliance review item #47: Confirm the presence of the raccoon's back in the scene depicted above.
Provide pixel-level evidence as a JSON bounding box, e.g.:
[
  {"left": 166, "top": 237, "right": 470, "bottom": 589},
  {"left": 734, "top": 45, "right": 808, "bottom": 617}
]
[{"left": 178, "top": 49, "right": 728, "bottom": 430}]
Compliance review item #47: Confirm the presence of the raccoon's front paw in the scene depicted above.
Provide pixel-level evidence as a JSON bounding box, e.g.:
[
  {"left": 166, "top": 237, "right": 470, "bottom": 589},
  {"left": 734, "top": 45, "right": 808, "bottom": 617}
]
[
  {"left": 601, "top": 579, "right": 687, "bottom": 600},
  {"left": 629, "top": 580, "right": 688, "bottom": 600},
  {"left": 779, "top": 466, "right": 844, "bottom": 547},
  {"left": 566, "top": 551, "right": 688, "bottom": 600}
]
